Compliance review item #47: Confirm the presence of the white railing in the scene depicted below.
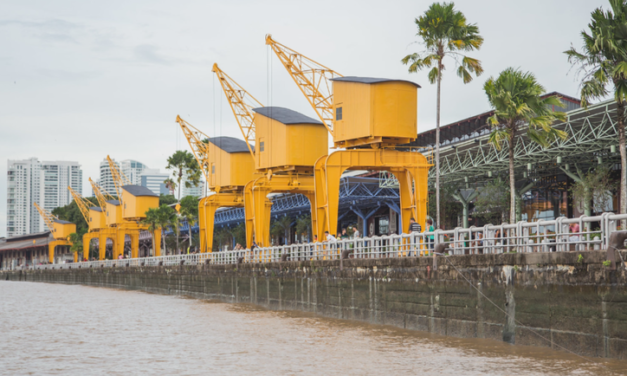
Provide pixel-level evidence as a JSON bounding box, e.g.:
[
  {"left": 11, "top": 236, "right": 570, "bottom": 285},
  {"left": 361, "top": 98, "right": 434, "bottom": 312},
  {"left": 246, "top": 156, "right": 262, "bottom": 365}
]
[{"left": 24, "top": 213, "right": 627, "bottom": 271}]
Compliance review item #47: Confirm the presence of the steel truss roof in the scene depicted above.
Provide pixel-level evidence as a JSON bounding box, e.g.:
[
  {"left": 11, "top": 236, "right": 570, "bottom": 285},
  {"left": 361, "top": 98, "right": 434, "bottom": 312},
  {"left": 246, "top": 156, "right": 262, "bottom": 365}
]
[{"left": 433, "top": 99, "right": 623, "bottom": 184}]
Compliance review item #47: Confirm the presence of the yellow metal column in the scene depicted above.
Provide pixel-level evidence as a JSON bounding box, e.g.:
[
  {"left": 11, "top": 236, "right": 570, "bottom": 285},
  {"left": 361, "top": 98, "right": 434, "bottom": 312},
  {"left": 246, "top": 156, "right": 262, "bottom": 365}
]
[
  {"left": 244, "top": 181, "right": 255, "bottom": 248},
  {"left": 252, "top": 182, "right": 273, "bottom": 247},
  {"left": 130, "top": 231, "right": 140, "bottom": 259},
  {"left": 314, "top": 156, "right": 330, "bottom": 240},
  {"left": 198, "top": 198, "right": 207, "bottom": 252},
  {"left": 154, "top": 229, "right": 162, "bottom": 257},
  {"left": 302, "top": 192, "right": 318, "bottom": 241},
  {"left": 48, "top": 242, "right": 56, "bottom": 263},
  {"left": 115, "top": 230, "right": 126, "bottom": 259}
]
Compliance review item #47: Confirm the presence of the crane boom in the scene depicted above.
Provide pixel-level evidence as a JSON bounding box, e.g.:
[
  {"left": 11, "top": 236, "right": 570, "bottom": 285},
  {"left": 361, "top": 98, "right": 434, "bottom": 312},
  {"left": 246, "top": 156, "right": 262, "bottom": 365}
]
[
  {"left": 89, "top": 178, "right": 113, "bottom": 211},
  {"left": 175, "top": 115, "right": 211, "bottom": 183},
  {"left": 67, "top": 186, "right": 93, "bottom": 223},
  {"left": 33, "top": 202, "right": 58, "bottom": 234},
  {"left": 212, "top": 63, "right": 263, "bottom": 158},
  {"left": 265, "top": 34, "right": 341, "bottom": 135},
  {"left": 106, "top": 155, "right": 131, "bottom": 201}
]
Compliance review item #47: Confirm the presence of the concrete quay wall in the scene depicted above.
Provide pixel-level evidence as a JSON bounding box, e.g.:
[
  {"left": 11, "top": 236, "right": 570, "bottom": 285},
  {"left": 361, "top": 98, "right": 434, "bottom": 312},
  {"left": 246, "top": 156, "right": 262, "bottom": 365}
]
[{"left": 4, "top": 251, "right": 627, "bottom": 359}]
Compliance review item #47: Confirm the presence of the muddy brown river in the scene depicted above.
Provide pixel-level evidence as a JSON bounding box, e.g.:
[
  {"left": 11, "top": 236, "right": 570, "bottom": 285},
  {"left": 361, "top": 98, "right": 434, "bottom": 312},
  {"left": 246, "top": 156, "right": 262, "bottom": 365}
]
[{"left": 1, "top": 281, "right": 626, "bottom": 375}]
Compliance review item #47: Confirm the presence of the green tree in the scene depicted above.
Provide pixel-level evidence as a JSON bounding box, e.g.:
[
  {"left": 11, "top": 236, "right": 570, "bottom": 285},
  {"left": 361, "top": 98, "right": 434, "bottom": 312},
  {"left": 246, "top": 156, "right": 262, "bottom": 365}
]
[
  {"left": 179, "top": 195, "right": 199, "bottom": 252},
  {"left": 484, "top": 68, "right": 567, "bottom": 224},
  {"left": 157, "top": 204, "right": 177, "bottom": 255},
  {"left": 270, "top": 216, "right": 292, "bottom": 245},
  {"left": 562, "top": 165, "right": 616, "bottom": 217},
  {"left": 213, "top": 228, "right": 232, "bottom": 251},
  {"left": 141, "top": 207, "right": 161, "bottom": 256},
  {"left": 229, "top": 223, "right": 246, "bottom": 247},
  {"left": 166, "top": 150, "right": 201, "bottom": 200},
  {"left": 159, "top": 194, "right": 177, "bottom": 206},
  {"left": 402, "top": 1, "right": 484, "bottom": 229},
  {"left": 295, "top": 215, "right": 312, "bottom": 242},
  {"left": 428, "top": 182, "right": 461, "bottom": 229},
  {"left": 68, "top": 232, "right": 84, "bottom": 259},
  {"left": 565, "top": 0, "right": 627, "bottom": 218},
  {"left": 473, "top": 177, "right": 510, "bottom": 224}
]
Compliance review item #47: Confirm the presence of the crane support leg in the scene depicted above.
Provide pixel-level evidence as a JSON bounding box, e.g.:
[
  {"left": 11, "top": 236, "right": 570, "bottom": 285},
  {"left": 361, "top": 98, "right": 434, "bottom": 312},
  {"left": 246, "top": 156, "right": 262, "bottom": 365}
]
[
  {"left": 154, "top": 229, "right": 162, "bottom": 257},
  {"left": 83, "top": 232, "right": 99, "bottom": 261},
  {"left": 244, "top": 181, "right": 255, "bottom": 248},
  {"left": 48, "top": 240, "right": 71, "bottom": 264},
  {"left": 199, "top": 193, "right": 244, "bottom": 252},
  {"left": 250, "top": 175, "right": 317, "bottom": 247},
  {"left": 115, "top": 230, "right": 127, "bottom": 259},
  {"left": 315, "top": 149, "right": 431, "bottom": 239},
  {"left": 130, "top": 231, "right": 140, "bottom": 259}
]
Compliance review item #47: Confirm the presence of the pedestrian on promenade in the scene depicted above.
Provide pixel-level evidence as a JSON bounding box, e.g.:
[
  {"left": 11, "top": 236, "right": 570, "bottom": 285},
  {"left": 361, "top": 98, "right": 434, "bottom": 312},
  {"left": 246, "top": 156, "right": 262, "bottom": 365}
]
[{"left": 408, "top": 218, "right": 421, "bottom": 256}]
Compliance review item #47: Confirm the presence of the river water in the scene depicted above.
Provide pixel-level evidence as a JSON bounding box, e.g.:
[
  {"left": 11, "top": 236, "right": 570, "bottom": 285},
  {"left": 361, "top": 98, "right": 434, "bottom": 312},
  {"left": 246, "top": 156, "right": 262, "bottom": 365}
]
[{"left": 1, "top": 281, "right": 626, "bottom": 375}]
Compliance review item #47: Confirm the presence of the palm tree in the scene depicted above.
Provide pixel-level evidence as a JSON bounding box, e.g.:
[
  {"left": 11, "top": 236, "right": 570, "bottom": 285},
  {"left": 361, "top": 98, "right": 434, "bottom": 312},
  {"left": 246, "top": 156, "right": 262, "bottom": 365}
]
[
  {"left": 166, "top": 150, "right": 201, "bottom": 200},
  {"left": 484, "top": 68, "right": 567, "bottom": 224},
  {"left": 179, "top": 195, "right": 198, "bottom": 252},
  {"left": 295, "top": 215, "right": 312, "bottom": 242},
  {"left": 270, "top": 216, "right": 293, "bottom": 245},
  {"left": 402, "top": 1, "right": 484, "bottom": 229},
  {"left": 157, "top": 204, "right": 177, "bottom": 255},
  {"left": 68, "top": 232, "right": 84, "bottom": 260},
  {"left": 565, "top": 0, "right": 627, "bottom": 218},
  {"left": 141, "top": 207, "right": 160, "bottom": 256}
]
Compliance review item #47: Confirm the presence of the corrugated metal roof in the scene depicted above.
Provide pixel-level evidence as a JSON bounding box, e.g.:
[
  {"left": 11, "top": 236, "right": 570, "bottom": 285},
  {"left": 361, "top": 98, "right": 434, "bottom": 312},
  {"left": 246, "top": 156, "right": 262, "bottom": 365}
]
[
  {"left": 122, "top": 185, "right": 158, "bottom": 197},
  {"left": 0, "top": 232, "right": 53, "bottom": 252},
  {"left": 90, "top": 207, "right": 103, "bottom": 212},
  {"left": 106, "top": 200, "right": 120, "bottom": 206},
  {"left": 331, "top": 76, "right": 421, "bottom": 88},
  {"left": 53, "top": 219, "right": 73, "bottom": 224},
  {"left": 208, "top": 136, "right": 251, "bottom": 154},
  {"left": 253, "top": 107, "right": 324, "bottom": 126}
]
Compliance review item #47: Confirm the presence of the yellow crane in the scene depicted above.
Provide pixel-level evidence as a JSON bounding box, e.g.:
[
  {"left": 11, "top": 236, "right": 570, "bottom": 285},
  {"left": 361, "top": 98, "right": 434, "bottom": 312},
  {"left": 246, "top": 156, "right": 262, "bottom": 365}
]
[
  {"left": 266, "top": 35, "right": 432, "bottom": 239},
  {"left": 33, "top": 202, "right": 76, "bottom": 264},
  {"left": 67, "top": 186, "right": 104, "bottom": 261},
  {"left": 102, "top": 156, "right": 160, "bottom": 259},
  {"left": 213, "top": 63, "right": 328, "bottom": 248},
  {"left": 176, "top": 115, "right": 256, "bottom": 252},
  {"left": 87, "top": 178, "right": 127, "bottom": 260}
]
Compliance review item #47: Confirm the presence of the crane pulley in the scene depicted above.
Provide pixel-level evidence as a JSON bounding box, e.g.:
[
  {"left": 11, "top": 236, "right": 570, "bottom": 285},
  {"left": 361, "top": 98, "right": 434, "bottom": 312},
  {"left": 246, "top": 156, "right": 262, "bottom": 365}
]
[
  {"left": 212, "top": 63, "right": 263, "bottom": 158},
  {"left": 265, "top": 34, "right": 342, "bottom": 135}
]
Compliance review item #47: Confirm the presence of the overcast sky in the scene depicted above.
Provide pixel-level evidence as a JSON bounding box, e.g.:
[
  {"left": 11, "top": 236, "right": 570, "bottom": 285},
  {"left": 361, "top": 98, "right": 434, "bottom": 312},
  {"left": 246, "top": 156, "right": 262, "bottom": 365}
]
[{"left": 0, "top": 0, "right": 608, "bottom": 237}]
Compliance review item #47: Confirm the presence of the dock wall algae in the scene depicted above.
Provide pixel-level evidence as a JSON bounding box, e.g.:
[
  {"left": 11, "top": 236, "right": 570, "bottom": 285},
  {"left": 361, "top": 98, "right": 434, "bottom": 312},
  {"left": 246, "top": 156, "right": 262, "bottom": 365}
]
[{"left": 4, "top": 251, "right": 627, "bottom": 359}]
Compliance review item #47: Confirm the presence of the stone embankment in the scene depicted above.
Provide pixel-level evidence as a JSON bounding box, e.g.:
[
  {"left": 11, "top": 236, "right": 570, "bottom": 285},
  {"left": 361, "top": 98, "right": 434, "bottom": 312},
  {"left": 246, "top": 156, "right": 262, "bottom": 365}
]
[{"left": 3, "top": 251, "right": 627, "bottom": 359}]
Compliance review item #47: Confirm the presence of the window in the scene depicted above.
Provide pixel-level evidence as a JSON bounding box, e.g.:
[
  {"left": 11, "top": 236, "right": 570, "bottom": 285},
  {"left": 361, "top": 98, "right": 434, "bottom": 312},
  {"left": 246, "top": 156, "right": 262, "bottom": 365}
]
[
  {"left": 336, "top": 107, "right": 343, "bottom": 121},
  {"left": 260, "top": 142, "right": 265, "bottom": 152},
  {"left": 211, "top": 164, "right": 215, "bottom": 174}
]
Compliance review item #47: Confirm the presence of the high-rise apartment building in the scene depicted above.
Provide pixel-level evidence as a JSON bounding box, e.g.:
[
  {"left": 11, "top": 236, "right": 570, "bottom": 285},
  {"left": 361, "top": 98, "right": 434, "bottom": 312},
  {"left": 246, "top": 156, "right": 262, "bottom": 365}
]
[
  {"left": 98, "top": 158, "right": 149, "bottom": 196},
  {"left": 181, "top": 170, "right": 205, "bottom": 198},
  {"left": 140, "top": 169, "right": 170, "bottom": 195},
  {"left": 6, "top": 158, "right": 82, "bottom": 237}
]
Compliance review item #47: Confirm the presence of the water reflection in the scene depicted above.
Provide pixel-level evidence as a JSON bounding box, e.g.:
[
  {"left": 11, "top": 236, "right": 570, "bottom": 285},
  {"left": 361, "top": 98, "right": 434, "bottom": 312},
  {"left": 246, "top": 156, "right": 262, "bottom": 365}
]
[{"left": 0, "top": 282, "right": 624, "bottom": 375}]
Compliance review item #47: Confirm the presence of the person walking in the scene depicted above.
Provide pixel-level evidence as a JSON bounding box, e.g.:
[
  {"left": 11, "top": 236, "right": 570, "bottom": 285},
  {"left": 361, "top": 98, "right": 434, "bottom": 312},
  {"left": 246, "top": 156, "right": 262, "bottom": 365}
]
[
  {"left": 409, "top": 218, "right": 422, "bottom": 256},
  {"left": 425, "top": 219, "right": 435, "bottom": 253}
]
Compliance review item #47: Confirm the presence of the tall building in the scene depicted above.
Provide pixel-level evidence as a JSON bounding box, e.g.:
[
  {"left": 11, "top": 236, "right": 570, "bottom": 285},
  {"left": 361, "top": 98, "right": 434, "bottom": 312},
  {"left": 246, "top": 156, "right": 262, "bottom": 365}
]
[
  {"left": 98, "top": 158, "right": 149, "bottom": 196},
  {"left": 140, "top": 169, "right": 170, "bottom": 196},
  {"left": 6, "top": 158, "right": 82, "bottom": 237},
  {"left": 181, "top": 170, "right": 205, "bottom": 198}
]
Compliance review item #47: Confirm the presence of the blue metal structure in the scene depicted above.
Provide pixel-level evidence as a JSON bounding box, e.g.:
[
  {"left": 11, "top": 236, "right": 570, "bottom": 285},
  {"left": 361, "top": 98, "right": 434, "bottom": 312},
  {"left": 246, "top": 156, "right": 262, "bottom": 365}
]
[{"left": 171, "top": 176, "right": 402, "bottom": 235}]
